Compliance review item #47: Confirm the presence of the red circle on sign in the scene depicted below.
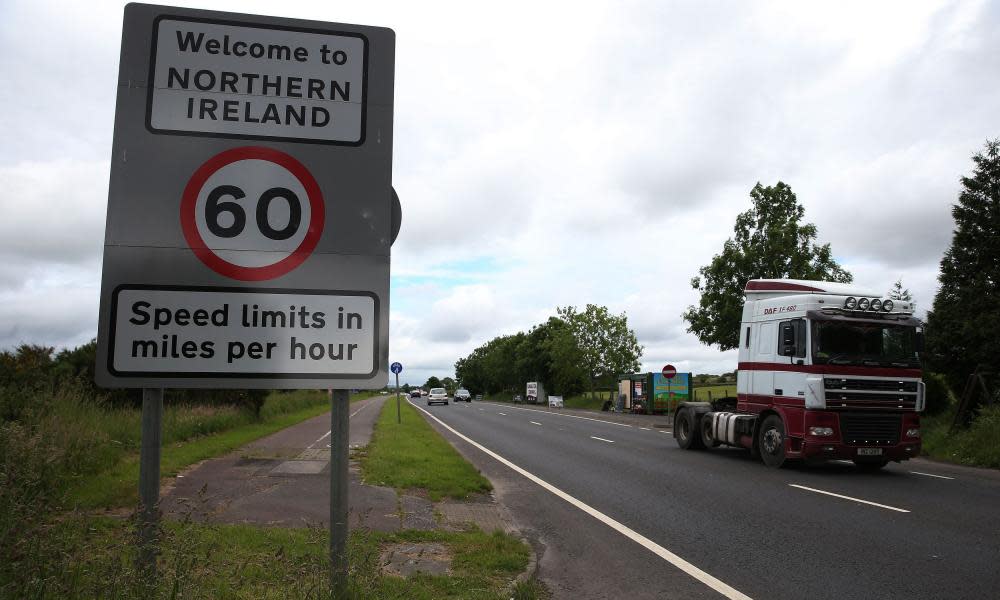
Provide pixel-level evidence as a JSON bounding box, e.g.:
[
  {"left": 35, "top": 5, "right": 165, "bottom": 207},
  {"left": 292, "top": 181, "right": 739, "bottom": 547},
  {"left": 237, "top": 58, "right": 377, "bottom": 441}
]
[
  {"left": 180, "top": 146, "right": 325, "bottom": 281},
  {"left": 662, "top": 364, "right": 677, "bottom": 379}
]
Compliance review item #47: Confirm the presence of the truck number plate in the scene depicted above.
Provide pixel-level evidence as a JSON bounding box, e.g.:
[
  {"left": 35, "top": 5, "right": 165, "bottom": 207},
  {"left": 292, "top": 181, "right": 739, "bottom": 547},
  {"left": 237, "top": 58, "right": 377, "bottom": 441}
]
[{"left": 857, "top": 448, "right": 883, "bottom": 456}]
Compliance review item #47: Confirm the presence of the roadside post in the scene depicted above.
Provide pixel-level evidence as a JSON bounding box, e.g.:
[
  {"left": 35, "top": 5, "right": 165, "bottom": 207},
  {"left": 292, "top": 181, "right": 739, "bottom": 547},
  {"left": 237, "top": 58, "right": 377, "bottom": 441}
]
[
  {"left": 95, "top": 4, "right": 395, "bottom": 592},
  {"left": 391, "top": 362, "right": 403, "bottom": 423}
]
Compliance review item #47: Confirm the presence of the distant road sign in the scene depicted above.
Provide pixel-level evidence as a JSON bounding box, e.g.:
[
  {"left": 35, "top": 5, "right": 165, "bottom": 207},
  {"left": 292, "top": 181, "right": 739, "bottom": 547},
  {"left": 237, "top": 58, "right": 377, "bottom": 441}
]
[
  {"left": 662, "top": 364, "right": 677, "bottom": 379},
  {"left": 390, "top": 362, "right": 402, "bottom": 374}
]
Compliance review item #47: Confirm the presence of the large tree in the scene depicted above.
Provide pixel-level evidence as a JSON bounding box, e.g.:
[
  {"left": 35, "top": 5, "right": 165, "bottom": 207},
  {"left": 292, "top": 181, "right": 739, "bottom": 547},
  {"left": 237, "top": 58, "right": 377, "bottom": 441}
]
[
  {"left": 925, "top": 139, "right": 1000, "bottom": 393},
  {"left": 557, "top": 304, "right": 642, "bottom": 394},
  {"left": 683, "top": 181, "right": 852, "bottom": 350}
]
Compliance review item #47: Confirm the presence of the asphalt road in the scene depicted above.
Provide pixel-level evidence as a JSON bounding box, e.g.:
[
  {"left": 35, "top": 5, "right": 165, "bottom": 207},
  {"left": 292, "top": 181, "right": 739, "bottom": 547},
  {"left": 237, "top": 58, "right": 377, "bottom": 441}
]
[{"left": 413, "top": 399, "right": 1000, "bottom": 600}]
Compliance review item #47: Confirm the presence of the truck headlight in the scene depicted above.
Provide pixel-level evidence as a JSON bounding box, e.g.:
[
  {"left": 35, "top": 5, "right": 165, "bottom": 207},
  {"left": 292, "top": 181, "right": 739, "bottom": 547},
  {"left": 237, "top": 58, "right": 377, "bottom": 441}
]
[
  {"left": 809, "top": 427, "right": 834, "bottom": 436},
  {"left": 906, "top": 428, "right": 921, "bottom": 438}
]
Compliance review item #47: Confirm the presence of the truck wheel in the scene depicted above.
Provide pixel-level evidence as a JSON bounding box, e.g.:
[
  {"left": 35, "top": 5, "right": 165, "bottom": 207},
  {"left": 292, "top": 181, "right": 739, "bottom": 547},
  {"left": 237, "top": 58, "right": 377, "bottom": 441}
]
[
  {"left": 853, "top": 460, "right": 888, "bottom": 472},
  {"left": 701, "top": 417, "right": 720, "bottom": 448},
  {"left": 676, "top": 408, "right": 704, "bottom": 450},
  {"left": 758, "top": 415, "right": 787, "bottom": 468}
]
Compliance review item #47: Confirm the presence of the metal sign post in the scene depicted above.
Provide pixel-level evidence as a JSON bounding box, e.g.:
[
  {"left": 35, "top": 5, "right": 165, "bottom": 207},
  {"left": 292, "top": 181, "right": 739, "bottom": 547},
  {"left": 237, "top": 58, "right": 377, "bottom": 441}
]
[
  {"left": 391, "top": 362, "right": 403, "bottom": 423},
  {"left": 329, "top": 389, "right": 350, "bottom": 598},
  {"left": 96, "top": 4, "right": 395, "bottom": 592},
  {"left": 138, "top": 387, "right": 163, "bottom": 578}
]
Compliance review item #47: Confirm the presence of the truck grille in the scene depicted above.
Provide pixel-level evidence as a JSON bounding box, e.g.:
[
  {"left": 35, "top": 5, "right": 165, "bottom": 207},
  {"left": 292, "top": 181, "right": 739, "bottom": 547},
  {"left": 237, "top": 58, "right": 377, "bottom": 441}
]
[
  {"left": 824, "top": 378, "right": 918, "bottom": 392},
  {"left": 823, "top": 378, "right": 918, "bottom": 410},
  {"left": 839, "top": 413, "right": 901, "bottom": 446}
]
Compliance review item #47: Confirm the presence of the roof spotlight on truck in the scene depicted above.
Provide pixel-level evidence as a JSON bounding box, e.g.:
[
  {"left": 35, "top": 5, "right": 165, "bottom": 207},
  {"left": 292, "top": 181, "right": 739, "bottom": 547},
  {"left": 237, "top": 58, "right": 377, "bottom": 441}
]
[{"left": 674, "top": 278, "right": 923, "bottom": 471}]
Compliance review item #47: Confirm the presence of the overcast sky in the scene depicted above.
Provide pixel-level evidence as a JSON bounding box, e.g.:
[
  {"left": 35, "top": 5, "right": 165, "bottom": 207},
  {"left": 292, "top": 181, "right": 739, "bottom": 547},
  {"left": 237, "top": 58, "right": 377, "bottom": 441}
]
[{"left": 1, "top": 0, "right": 996, "bottom": 385}]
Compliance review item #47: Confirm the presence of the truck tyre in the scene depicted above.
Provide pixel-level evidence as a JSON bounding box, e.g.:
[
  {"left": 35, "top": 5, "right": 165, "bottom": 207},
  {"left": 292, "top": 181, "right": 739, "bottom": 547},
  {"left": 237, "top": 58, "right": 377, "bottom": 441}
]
[
  {"left": 675, "top": 408, "right": 704, "bottom": 450},
  {"left": 758, "top": 415, "right": 787, "bottom": 468},
  {"left": 853, "top": 459, "right": 888, "bottom": 471},
  {"left": 701, "top": 417, "right": 720, "bottom": 448}
]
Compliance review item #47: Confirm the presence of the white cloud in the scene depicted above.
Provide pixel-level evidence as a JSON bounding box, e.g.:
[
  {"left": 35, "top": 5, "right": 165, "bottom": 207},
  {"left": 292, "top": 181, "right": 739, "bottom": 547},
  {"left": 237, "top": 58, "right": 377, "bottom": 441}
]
[{"left": 0, "top": 0, "right": 994, "bottom": 385}]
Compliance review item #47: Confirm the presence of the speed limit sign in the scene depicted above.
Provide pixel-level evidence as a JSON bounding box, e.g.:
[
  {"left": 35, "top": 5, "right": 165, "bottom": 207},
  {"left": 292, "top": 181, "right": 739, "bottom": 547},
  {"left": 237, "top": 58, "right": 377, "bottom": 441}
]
[{"left": 180, "top": 147, "right": 325, "bottom": 281}]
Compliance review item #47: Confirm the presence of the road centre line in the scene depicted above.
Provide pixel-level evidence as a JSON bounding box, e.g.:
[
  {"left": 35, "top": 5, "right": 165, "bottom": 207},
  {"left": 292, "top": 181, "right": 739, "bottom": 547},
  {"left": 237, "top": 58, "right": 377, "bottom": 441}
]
[
  {"left": 483, "top": 402, "right": 635, "bottom": 428},
  {"left": 530, "top": 421, "right": 542, "bottom": 426},
  {"left": 639, "top": 427, "right": 651, "bottom": 430},
  {"left": 409, "top": 399, "right": 752, "bottom": 600},
  {"left": 498, "top": 412, "right": 507, "bottom": 416},
  {"left": 307, "top": 396, "right": 372, "bottom": 449},
  {"left": 591, "top": 436, "right": 615, "bottom": 443},
  {"left": 788, "top": 484, "right": 910, "bottom": 513},
  {"left": 910, "top": 471, "right": 955, "bottom": 480}
]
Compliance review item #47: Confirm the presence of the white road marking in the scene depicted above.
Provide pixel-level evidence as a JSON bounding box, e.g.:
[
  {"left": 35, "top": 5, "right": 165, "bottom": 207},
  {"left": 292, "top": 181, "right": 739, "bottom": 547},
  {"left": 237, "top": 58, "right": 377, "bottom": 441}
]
[
  {"left": 482, "top": 402, "right": 635, "bottom": 428},
  {"left": 910, "top": 471, "right": 955, "bottom": 480},
  {"left": 307, "top": 396, "right": 373, "bottom": 449},
  {"left": 479, "top": 408, "right": 485, "bottom": 411},
  {"left": 530, "top": 421, "right": 542, "bottom": 426},
  {"left": 498, "top": 412, "right": 507, "bottom": 416},
  {"left": 409, "top": 399, "right": 752, "bottom": 600},
  {"left": 639, "top": 427, "right": 652, "bottom": 431},
  {"left": 591, "top": 436, "right": 615, "bottom": 443},
  {"left": 788, "top": 484, "right": 910, "bottom": 513}
]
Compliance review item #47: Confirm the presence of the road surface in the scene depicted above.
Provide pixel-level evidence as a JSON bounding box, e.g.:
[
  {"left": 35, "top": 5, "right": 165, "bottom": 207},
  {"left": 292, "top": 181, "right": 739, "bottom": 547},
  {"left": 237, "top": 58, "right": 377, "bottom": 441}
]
[{"left": 413, "top": 399, "right": 1000, "bottom": 600}]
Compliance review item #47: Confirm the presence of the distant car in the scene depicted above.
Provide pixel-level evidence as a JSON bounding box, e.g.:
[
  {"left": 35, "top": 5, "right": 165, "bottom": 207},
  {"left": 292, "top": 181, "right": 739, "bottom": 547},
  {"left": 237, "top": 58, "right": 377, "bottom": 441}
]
[
  {"left": 427, "top": 387, "right": 449, "bottom": 405},
  {"left": 420, "top": 390, "right": 428, "bottom": 396},
  {"left": 455, "top": 389, "right": 471, "bottom": 402},
  {"left": 475, "top": 394, "right": 483, "bottom": 401},
  {"left": 513, "top": 394, "right": 523, "bottom": 403},
  {"left": 409, "top": 390, "right": 421, "bottom": 398}
]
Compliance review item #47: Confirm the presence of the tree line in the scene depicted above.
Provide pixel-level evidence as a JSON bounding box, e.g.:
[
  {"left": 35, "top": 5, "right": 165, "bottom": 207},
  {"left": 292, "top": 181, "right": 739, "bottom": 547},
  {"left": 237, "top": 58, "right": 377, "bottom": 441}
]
[{"left": 454, "top": 305, "right": 643, "bottom": 397}]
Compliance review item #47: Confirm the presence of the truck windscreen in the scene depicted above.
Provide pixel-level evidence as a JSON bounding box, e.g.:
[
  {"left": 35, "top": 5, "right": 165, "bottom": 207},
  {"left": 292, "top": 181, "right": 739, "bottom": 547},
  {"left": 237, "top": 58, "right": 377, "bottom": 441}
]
[{"left": 812, "top": 320, "right": 919, "bottom": 367}]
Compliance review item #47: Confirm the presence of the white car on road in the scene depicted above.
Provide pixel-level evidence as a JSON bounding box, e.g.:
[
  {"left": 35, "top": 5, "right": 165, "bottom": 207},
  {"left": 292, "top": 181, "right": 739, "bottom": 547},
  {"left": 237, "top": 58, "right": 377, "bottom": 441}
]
[{"left": 427, "top": 388, "right": 449, "bottom": 405}]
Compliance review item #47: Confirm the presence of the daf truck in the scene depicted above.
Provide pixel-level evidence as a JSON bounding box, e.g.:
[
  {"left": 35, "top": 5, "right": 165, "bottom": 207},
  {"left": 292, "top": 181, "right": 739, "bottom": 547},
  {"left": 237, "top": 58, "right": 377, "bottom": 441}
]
[{"left": 674, "top": 279, "right": 924, "bottom": 470}]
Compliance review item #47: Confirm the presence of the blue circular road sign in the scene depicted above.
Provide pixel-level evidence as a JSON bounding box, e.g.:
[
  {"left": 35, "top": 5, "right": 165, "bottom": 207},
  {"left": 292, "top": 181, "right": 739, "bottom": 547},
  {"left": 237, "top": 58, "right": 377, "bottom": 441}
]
[{"left": 390, "top": 362, "right": 403, "bottom": 374}]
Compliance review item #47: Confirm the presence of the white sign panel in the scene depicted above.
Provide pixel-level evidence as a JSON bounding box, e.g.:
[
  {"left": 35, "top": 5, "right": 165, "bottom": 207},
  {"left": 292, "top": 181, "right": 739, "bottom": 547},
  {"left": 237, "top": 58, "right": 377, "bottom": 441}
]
[
  {"left": 149, "top": 16, "right": 367, "bottom": 144},
  {"left": 109, "top": 287, "right": 377, "bottom": 378}
]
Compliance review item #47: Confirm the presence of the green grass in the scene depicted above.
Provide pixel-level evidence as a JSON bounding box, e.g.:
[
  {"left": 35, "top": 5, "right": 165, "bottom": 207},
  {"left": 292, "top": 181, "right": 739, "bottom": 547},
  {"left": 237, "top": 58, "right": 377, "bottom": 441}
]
[
  {"left": 360, "top": 399, "right": 492, "bottom": 501},
  {"left": 4, "top": 515, "right": 535, "bottom": 599},
  {"left": 691, "top": 384, "right": 736, "bottom": 402},
  {"left": 67, "top": 392, "right": 335, "bottom": 509},
  {"left": 920, "top": 405, "right": 1000, "bottom": 469},
  {"left": 563, "top": 391, "right": 610, "bottom": 411}
]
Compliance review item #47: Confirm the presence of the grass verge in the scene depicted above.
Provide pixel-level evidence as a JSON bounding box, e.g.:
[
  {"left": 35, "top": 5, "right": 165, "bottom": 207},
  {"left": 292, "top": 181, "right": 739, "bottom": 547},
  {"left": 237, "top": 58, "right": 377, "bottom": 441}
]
[
  {"left": 6, "top": 514, "right": 534, "bottom": 599},
  {"left": 920, "top": 405, "right": 1000, "bottom": 468},
  {"left": 360, "top": 399, "right": 492, "bottom": 501}
]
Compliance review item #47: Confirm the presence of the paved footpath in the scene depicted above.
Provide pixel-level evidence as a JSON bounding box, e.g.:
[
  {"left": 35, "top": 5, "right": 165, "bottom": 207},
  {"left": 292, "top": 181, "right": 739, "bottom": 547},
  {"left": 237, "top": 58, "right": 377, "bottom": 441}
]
[{"left": 161, "top": 394, "right": 513, "bottom": 535}]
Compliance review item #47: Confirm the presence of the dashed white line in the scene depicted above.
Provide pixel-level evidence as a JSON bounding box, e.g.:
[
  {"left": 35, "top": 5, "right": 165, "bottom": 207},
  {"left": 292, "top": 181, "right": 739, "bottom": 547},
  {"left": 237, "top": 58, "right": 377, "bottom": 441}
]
[
  {"left": 591, "top": 436, "right": 615, "bottom": 443},
  {"left": 789, "top": 484, "right": 910, "bottom": 513},
  {"left": 498, "top": 412, "right": 507, "bottom": 416},
  {"left": 639, "top": 427, "right": 652, "bottom": 431},
  {"left": 530, "top": 421, "right": 542, "bottom": 426},
  {"left": 408, "top": 399, "right": 752, "bottom": 600},
  {"left": 482, "top": 402, "right": 635, "bottom": 428},
  {"left": 910, "top": 471, "right": 955, "bottom": 480}
]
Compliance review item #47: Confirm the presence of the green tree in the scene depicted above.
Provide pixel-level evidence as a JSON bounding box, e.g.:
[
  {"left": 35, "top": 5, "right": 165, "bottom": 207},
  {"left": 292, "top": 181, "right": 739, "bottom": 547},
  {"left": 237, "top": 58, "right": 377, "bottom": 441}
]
[
  {"left": 424, "top": 376, "right": 442, "bottom": 389},
  {"left": 557, "top": 304, "right": 642, "bottom": 395},
  {"left": 683, "top": 181, "right": 852, "bottom": 350},
  {"left": 925, "top": 139, "right": 1000, "bottom": 393},
  {"left": 888, "top": 279, "right": 914, "bottom": 303}
]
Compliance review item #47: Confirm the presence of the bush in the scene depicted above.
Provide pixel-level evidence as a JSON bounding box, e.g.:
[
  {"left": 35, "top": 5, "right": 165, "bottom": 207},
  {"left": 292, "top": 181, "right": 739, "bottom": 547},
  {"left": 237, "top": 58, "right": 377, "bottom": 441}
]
[{"left": 922, "top": 372, "right": 954, "bottom": 416}]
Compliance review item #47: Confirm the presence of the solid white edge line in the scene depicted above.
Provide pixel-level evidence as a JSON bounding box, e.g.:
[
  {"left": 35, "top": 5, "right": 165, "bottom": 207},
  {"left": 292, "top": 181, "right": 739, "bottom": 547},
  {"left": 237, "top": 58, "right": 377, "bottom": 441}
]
[
  {"left": 910, "top": 471, "right": 955, "bottom": 480},
  {"left": 591, "top": 436, "right": 615, "bottom": 443},
  {"left": 307, "top": 394, "right": 372, "bottom": 449},
  {"left": 530, "top": 421, "right": 542, "bottom": 426},
  {"left": 788, "top": 484, "right": 910, "bottom": 513},
  {"left": 482, "top": 402, "right": 634, "bottom": 428},
  {"left": 410, "top": 399, "right": 752, "bottom": 600}
]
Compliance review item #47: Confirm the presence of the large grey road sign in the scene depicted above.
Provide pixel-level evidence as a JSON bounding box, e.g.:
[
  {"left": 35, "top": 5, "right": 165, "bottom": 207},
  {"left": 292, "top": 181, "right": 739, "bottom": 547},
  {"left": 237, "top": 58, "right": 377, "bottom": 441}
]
[{"left": 96, "top": 4, "right": 395, "bottom": 389}]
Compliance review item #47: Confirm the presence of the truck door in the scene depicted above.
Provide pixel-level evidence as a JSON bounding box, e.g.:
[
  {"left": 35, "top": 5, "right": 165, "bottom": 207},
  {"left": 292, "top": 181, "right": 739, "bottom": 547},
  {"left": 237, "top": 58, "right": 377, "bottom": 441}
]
[{"left": 754, "top": 321, "right": 776, "bottom": 401}]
